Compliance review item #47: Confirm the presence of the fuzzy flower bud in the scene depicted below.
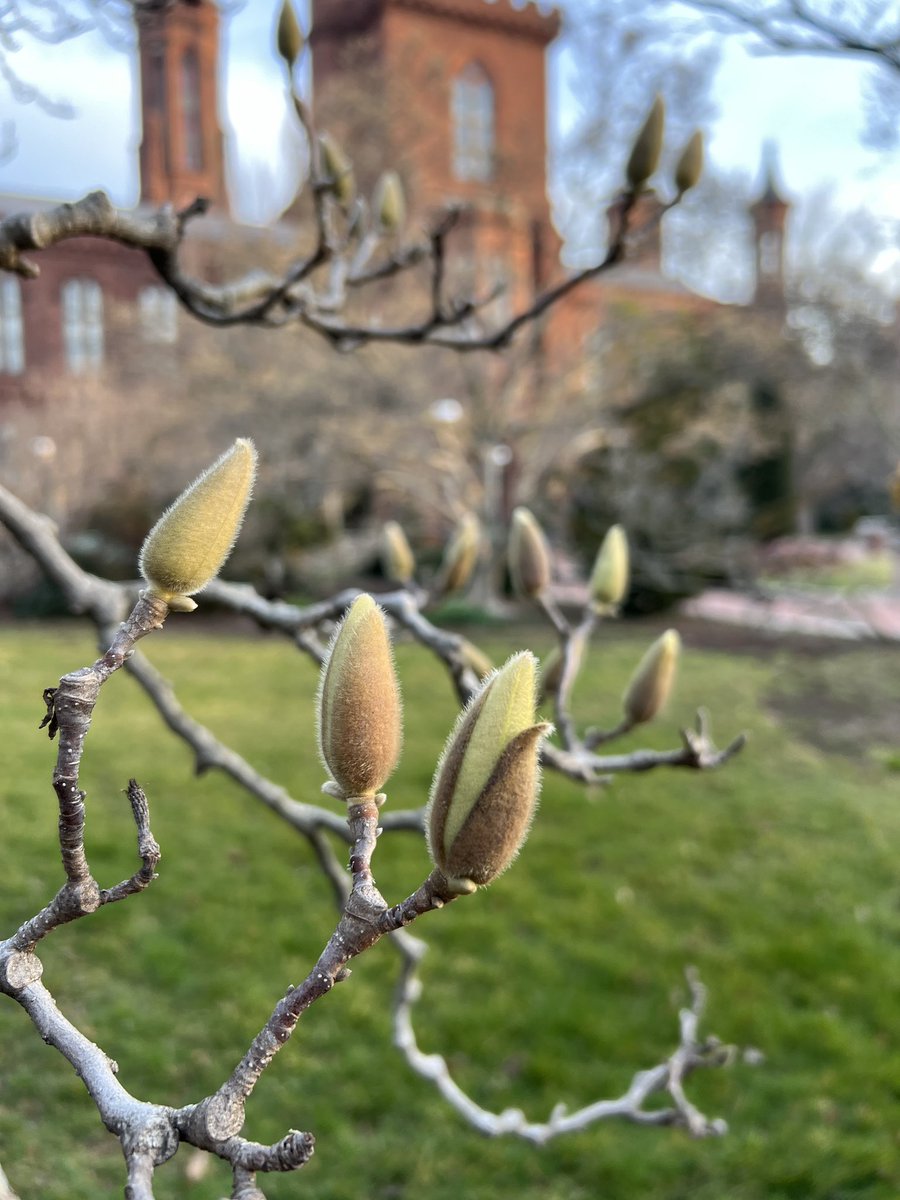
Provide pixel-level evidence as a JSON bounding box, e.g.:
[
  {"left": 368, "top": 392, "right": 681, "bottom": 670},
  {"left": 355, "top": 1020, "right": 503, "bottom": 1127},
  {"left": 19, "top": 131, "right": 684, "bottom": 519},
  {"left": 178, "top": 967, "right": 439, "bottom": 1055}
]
[
  {"left": 139, "top": 439, "right": 257, "bottom": 612},
  {"left": 508, "top": 507, "right": 551, "bottom": 600},
  {"left": 317, "top": 595, "right": 403, "bottom": 799},
  {"left": 276, "top": 0, "right": 304, "bottom": 68},
  {"left": 675, "top": 130, "right": 704, "bottom": 195},
  {"left": 319, "top": 133, "right": 356, "bottom": 207},
  {"left": 373, "top": 170, "right": 406, "bottom": 234},
  {"left": 589, "top": 524, "right": 629, "bottom": 612},
  {"left": 626, "top": 95, "right": 665, "bottom": 189},
  {"left": 623, "top": 629, "right": 680, "bottom": 726},
  {"left": 439, "top": 513, "right": 481, "bottom": 595},
  {"left": 382, "top": 520, "right": 415, "bottom": 586},
  {"left": 426, "top": 652, "right": 550, "bottom": 889}
]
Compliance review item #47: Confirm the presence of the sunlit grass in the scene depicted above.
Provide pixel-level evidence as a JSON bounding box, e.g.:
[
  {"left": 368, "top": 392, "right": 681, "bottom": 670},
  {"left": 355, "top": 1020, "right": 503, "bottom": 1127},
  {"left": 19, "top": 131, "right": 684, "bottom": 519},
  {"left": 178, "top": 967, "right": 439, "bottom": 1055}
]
[{"left": 1, "top": 621, "right": 899, "bottom": 1199}]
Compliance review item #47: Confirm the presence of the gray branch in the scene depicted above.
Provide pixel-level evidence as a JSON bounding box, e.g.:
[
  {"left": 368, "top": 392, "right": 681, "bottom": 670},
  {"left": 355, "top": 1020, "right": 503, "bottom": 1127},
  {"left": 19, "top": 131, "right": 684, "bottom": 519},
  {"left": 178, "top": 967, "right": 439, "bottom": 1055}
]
[
  {"left": 0, "top": 180, "right": 658, "bottom": 351},
  {"left": 392, "top": 941, "right": 734, "bottom": 1139}
]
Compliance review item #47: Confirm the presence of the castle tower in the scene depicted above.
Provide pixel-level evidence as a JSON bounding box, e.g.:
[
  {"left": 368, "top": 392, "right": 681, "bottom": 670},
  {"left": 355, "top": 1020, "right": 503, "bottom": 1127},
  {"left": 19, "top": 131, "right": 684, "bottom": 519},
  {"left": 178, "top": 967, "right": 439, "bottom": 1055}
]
[
  {"left": 750, "top": 142, "right": 789, "bottom": 307},
  {"left": 310, "top": 0, "right": 561, "bottom": 312},
  {"left": 137, "top": 0, "right": 228, "bottom": 212}
]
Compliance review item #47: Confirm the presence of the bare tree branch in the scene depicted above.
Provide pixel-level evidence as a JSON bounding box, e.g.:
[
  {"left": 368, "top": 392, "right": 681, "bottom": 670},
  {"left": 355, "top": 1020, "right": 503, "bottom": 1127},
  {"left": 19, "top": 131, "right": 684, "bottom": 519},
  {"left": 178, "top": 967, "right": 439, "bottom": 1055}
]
[
  {"left": 0, "top": 187, "right": 663, "bottom": 352},
  {"left": 393, "top": 949, "right": 733, "bottom": 1140},
  {"left": 0, "top": 467, "right": 745, "bottom": 1192},
  {"left": 676, "top": 0, "right": 900, "bottom": 71}
]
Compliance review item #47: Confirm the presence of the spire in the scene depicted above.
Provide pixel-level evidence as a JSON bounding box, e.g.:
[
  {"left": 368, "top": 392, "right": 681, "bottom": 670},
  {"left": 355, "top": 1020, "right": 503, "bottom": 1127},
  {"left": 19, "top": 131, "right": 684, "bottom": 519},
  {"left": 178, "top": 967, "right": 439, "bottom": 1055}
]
[
  {"left": 753, "top": 140, "right": 788, "bottom": 211},
  {"left": 137, "top": 0, "right": 229, "bottom": 213},
  {"left": 750, "top": 141, "right": 790, "bottom": 306}
]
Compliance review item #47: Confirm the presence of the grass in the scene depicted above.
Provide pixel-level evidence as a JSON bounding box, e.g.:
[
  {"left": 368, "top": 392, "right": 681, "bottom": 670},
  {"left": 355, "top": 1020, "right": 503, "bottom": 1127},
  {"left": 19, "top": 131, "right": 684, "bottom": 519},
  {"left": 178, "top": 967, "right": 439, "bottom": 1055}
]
[
  {"left": 759, "top": 553, "right": 894, "bottom": 593},
  {"left": 1, "top": 619, "right": 899, "bottom": 1199}
]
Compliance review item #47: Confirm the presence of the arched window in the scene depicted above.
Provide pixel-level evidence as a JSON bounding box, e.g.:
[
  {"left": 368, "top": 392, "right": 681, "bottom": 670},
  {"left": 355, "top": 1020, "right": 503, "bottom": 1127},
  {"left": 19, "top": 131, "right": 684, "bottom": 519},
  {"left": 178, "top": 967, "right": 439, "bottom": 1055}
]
[
  {"left": 0, "top": 277, "right": 24, "bottom": 375},
  {"left": 61, "top": 279, "right": 104, "bottom": 374},
  {"left": 181, "top": 47, "right": 204, "bottom": 171},
  {"left": 452, "top": 63, "right": 494, "bottom": 182}
]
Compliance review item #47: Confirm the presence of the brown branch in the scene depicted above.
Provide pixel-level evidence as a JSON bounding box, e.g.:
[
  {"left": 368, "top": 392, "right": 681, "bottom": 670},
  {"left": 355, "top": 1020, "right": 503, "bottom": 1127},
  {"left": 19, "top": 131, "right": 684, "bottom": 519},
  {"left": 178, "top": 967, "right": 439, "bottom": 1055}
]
[
  {"left": 0, "top": 183, "right": 663, "bottom": 352},
  {"left": 98, "top": 780, "right": 161, "bottom": 906},
  {"left": 5, "top": 593, "right": 169, "bottom": 954}
]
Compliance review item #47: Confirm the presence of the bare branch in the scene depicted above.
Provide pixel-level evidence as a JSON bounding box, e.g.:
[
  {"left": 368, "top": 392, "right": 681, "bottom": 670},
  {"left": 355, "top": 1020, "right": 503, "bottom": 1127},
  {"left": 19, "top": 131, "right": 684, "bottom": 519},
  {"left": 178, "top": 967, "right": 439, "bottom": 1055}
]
[
  {"left": 0, "top": 1161, "right": 21, "bottom": 1200},
  {"left": 0, "top": 185, "right": 663, "bottom": 352},
  {"left": 98, "top": 779, "right": 161, "bottom": 906},
  {"left": 677, "top": 0, "right": 900, "bottom": 71},
  {"left": 392, "top": 943, "right": 733, "bottom": 1141}
]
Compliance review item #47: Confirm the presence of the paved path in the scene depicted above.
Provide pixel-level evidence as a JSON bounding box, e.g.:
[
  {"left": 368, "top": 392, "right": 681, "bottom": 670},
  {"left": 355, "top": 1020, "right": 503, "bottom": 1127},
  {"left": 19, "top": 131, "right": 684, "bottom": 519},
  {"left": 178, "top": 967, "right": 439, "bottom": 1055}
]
[{"left": 681, "top": 588, "right": 900, "bottom": 642}]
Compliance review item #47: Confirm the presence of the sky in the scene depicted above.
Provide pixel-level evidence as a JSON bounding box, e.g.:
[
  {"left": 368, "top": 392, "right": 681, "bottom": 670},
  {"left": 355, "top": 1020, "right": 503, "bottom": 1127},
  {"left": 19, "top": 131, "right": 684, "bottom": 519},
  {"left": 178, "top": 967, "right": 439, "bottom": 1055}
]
[{"left": 1, "top": 0, "right": 899, "bottom": 294}]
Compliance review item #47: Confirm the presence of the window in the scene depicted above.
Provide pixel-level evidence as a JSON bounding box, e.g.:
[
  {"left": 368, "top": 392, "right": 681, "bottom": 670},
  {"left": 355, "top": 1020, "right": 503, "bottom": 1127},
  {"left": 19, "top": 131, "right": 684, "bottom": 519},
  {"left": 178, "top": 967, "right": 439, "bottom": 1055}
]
[
  {"left": 182, "top": 47, "right": 204, "bottom": 171},
  {"left": 61, "top": 279, "right": 104, "bottom": 374},
  {"left": 147, "top": 46, "right": 166, "bottom": 112},
  {"left": 0, "top": 277, "right": 24, "bottom": 375},
  {"left": 452, "top": 63, "right": 494, "bottom": 182},
  {"left": 139, "top": 286, "right": 178, "bottom": 344}
]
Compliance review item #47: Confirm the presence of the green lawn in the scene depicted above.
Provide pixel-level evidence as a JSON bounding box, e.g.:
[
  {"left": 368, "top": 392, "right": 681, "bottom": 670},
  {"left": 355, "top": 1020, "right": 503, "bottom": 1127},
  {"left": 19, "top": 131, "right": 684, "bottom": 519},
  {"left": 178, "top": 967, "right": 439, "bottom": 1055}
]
[{"left": 1, "top": 619, "right": 899, "bottom": 1199}]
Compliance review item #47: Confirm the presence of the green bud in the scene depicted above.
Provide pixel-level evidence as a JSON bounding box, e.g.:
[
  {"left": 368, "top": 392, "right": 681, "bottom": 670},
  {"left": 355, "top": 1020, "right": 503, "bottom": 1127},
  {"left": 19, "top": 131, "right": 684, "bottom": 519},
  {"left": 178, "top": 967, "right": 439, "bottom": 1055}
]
[
  {"left": 626, "top": 95, "right": 665, "bottom": 189},
  {"left": 319, "top": 133, "right": 356, "bottom": 207},
  {"left": 382, "top": 520, "right": 415, "bottom": 586},
  {"left": 139, "top": 439, "right": 257, "bottom": 611},
  {"left": 276, "top": 0, "right": 304, "bottom": 69},
  {"left": 439, "top": 513, "right": 480, "bottom": 595},
  {"left": 373, "top": 170, "right": 406, "bottom": 234},
  {"left": 317, "top": 595, "right": 403, "bottom": 799},
  {"left": 426, "top": 652, "right": 551, "bottom": 889},
  {"left": 675, "top": 130, "right": 704, "bottom": 195},
  {"left": 508, "top": 507, "right": 551, "bottom": 600},
  {"left": 589, "top": 524, "right": 629, "bottom": 612},
  {"left": 623, "top": 629, "right": 680, "bottom": 725}
]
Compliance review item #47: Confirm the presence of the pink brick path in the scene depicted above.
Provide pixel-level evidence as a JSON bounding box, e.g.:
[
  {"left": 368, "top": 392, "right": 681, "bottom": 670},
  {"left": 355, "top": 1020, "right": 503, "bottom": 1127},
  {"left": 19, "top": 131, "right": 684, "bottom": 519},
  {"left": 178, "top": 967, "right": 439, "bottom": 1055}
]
[{"left": 681, "top": 589, "right": 900, "bottom": 642}]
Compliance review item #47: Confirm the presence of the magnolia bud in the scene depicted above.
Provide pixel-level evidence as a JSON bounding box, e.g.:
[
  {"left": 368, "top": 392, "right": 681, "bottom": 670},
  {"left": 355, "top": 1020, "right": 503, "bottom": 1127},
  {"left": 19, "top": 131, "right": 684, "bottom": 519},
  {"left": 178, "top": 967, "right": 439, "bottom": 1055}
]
[
  {"left": 426, "top": 652, "right": 550, "bottom": 889},
  {"left": 382, "top": 520, "right": 415, "bottom": 585},
  {"left": 139, "top": 439, "right": 257, "bottom": 611},
  {"left": 373, "top": 170, "right": 406, "bottom": 234},
  {"left": 276, "top": 0, "right": 304, "bottom": 69},
  {"left": 626, "top": 95, "right": 665, "bottom": 189},
  {"left": 623, "top": 629, "right": 680, "bottom": 725},
  {"left": 317, "top": 595, "right": 402, "bottom": 799},
  {"left": 508, "top": 507, "right": 551, "bottom": 600},
  {"left": 675, "top": 130, "right": 704, "bottom": 195},
  {"left": 439, "top": 513, "right": 480, "bottom": 595},
  {"left": 589, "top": 524, "right": 629, "bottom": 611},
  {"left": 318, "top": 133, "right": 356, "bottom": 207}
]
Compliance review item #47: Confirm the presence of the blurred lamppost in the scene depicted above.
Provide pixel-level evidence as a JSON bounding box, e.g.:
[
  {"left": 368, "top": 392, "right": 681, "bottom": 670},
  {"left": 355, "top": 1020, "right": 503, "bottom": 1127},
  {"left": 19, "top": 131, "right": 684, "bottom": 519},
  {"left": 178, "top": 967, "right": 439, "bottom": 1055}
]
[{"left": 30, "top": 435, "right": 59, "bottom": 523}]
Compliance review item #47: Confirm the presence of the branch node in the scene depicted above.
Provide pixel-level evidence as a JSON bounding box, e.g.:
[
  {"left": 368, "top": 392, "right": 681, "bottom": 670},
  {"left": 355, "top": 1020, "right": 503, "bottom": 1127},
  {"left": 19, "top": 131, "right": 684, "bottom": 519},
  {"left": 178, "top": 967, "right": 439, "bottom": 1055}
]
[{"left": 0, "top": 950, "right": 43, "bottom": 993}]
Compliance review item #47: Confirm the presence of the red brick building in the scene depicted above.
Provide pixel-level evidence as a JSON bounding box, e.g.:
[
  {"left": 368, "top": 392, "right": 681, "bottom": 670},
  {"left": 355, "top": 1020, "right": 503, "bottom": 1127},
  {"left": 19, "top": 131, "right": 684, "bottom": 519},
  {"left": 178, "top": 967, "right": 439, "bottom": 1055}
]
[
  {"left": 0, "top": 0, "right": 788, "bottom": 400},
  {"left": 0, "top": 0, "right": 228, "bottom": 401},
  {"left": 311, "top": 0, "right": 561, "bottom": 316}
]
